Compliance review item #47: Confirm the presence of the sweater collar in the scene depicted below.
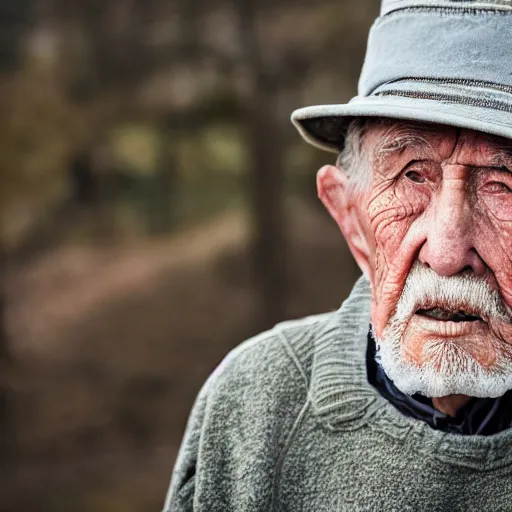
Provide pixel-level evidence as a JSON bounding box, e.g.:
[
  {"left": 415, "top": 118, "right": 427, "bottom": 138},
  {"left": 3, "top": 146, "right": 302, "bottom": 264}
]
[
  {"left": 367, "top": 329, "right": 512, "bottom": 436},
  {"left": 309, "top": 275, "right": 512, "bottom": 469}
]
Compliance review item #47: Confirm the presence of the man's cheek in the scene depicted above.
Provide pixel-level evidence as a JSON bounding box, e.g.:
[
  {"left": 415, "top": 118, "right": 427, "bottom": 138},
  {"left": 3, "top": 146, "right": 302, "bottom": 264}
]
[
  {"left": 495, "top": 272, "right": 512, "bottom": 311},
  {"left": 370, "top": 220, "right": 413, "bottom": 336},
  {"left": 477, "top": 217, "right": 512, "bottom": 310},
  {"left": 366, "top": 184, "right": 428, "bottom": 333},
  {"left": 367, "top": 184, "right": 423, "bottom": 258},
  {"left": 495, "top": 237, "right": 512, "bottom": 310},
  {"left": 369, "top": 218, "right": 423, "bottom": 334}
]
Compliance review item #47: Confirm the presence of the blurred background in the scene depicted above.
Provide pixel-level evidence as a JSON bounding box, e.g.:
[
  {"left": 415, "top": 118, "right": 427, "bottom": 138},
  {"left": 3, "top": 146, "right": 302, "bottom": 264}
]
[{"left": 0, "top": 1, "right": 379, "bottom": 510}]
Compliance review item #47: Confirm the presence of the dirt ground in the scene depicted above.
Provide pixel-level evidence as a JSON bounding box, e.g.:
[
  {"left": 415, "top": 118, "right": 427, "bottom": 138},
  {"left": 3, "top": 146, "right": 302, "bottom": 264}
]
[{"left": 3, "top": 199, "right": 359, "bottom": 512}]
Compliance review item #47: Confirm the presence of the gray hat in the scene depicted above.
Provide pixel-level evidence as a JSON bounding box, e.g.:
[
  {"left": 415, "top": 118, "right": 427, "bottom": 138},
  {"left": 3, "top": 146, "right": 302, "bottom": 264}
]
[{"left": 291, "top": 0, "right": 512, "bottom": 153}]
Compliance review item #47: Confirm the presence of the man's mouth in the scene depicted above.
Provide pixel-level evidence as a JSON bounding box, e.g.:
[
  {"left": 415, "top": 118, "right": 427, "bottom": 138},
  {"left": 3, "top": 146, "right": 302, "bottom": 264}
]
[{"left": 416, "top": 307, "right": 483, "bottom": 323}]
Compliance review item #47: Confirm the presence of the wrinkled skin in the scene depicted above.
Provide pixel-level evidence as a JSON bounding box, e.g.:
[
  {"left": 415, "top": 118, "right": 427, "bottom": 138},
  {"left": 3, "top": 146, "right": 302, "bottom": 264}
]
[{"left": 318, "top": 120, "right": 512, "bottom": 415}]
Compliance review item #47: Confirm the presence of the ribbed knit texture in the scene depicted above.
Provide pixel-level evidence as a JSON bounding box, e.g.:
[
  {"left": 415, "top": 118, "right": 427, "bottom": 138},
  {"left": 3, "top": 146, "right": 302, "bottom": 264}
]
[{"left": 163, "top": 276, "right": 512, "bottom": 512}]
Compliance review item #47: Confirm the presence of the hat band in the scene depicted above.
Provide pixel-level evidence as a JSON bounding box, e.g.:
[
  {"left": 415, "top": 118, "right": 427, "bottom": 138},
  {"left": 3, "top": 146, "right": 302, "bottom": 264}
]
[
  {"left": 373, "top": 77, "right": 512, "bottom": 114},
  {"left": 359, "top": 8, "right": 512, "bottom": 98}
]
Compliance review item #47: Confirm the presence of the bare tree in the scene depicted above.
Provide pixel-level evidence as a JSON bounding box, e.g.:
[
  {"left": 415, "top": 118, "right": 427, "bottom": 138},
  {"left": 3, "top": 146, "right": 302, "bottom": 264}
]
[{"left": 235, "top": 0, "right": 288, "bottom": 327}]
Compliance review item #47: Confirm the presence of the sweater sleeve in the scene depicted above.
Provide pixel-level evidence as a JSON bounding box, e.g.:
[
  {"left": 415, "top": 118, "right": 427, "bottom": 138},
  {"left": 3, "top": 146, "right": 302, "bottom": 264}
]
[{"left": 162, "top": 378, "right": 209, "bottom": 512}]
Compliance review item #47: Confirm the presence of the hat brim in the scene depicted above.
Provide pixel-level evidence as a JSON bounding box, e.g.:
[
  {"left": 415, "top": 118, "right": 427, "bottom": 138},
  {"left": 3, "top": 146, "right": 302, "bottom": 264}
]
[{"left": 291, "top": 95, "right": 512, "bottom": 153}]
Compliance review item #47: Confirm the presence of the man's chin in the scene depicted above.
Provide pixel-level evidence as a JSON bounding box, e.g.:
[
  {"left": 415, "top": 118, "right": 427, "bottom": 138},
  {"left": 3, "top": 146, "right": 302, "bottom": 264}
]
[
  {"left": 376, "top": 329, "right": 512, "bottom": 399},
  {"left": 380, "top": 360, "right": 511, "bottom": 399}
]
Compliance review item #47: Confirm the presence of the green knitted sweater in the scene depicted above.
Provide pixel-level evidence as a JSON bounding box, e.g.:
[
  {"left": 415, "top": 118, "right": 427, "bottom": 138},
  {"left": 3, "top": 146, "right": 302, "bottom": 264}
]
[{"left": 163, "top": 276, "right": 512, "bottom": 512}]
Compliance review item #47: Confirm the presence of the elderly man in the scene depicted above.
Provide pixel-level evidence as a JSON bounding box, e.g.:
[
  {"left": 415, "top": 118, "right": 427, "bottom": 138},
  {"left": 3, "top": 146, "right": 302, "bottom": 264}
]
[{"left": 164, "top": 1, "right": 512, "bottom": 510}]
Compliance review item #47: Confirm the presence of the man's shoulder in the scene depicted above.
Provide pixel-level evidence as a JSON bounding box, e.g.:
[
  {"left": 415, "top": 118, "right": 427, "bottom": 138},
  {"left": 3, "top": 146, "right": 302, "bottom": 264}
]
[
  {"left": 203, "top": 312, "right": 337, "bottom": 410},
  {"left": 201, "top": 276, "right": 371, "bottom": 413},
  {"left": 207, "top": 311, "right": 334, "bottom": 393},
  {"left": 166, "top": 311, "right": 342, "bottom": 511},
  {"left": 166, "top": 281, "right": 371, "bottom": 509}
]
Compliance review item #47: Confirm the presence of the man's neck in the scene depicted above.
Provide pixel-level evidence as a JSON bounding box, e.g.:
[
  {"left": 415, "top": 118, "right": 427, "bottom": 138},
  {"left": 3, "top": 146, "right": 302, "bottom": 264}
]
[{"left": 432, "top": 395, "right": 472, "bottom": 417}]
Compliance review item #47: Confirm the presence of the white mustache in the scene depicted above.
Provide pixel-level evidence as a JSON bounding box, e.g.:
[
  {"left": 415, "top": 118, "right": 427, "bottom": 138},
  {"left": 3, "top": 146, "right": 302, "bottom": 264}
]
[{"left": 393, "top": 262, "right": 510, "bottom": 324}]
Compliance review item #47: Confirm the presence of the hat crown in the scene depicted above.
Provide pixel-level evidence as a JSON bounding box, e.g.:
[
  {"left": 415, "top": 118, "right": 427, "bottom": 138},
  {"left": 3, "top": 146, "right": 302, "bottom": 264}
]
[
  {"left": 381, "top": 0, "right": 512, "bottom": 15},
  {"left": 291, "top": 0, "right": 512, "bottom": 152}
]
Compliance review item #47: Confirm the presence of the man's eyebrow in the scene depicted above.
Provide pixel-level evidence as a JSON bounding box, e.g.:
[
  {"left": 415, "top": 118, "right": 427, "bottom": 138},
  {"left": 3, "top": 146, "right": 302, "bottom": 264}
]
[
  {"left": 489, "top": 145, "right": 512, "bottom": 168},
  {"left": 374, "top": 131, "right": 435, "bottom": 159}
]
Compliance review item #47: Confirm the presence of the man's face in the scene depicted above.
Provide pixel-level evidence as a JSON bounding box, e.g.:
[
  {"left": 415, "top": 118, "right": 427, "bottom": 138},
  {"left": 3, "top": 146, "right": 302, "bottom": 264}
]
[{"left": 319, "top": 120, "right": 512, "bottom": 398}]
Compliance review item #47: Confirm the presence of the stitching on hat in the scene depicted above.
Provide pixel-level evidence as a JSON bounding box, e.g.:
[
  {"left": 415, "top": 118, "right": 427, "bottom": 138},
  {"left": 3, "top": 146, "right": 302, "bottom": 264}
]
[
  {"left": 394, "top": 5, "right": 512, "bottom": 16},
  {"left": 386, "top": 77, "right": 512, "bottom": 95},
  {"left": 375, "top": 90, "right": 512, "bottom": 113}
]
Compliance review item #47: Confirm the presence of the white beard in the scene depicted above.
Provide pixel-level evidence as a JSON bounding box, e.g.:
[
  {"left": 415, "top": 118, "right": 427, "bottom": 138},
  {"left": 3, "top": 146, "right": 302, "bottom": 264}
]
[{"left": 374, "top": 263, "right": 512, "bottom": 398}]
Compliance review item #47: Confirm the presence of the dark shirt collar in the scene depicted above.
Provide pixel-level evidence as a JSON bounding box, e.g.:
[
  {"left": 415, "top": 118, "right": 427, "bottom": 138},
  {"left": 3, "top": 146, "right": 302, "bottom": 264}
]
[{"left": 366, "top": 328, "right": 512, "bottom": 435}]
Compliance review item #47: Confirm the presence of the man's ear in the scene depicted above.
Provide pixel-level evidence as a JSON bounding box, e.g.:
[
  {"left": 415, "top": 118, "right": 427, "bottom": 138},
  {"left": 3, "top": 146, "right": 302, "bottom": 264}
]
[{"left": 317, "top": 165, "right": 371, "bottom": 277}]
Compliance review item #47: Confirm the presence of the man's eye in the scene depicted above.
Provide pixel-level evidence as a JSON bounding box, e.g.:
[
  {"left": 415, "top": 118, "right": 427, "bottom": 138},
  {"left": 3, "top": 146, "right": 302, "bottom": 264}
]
[
  {"left": 482, "top": 181, "right": 512, "bottom": 194},
  {"left": 405, "top": 170, "right": 426, "bottom": 183}
]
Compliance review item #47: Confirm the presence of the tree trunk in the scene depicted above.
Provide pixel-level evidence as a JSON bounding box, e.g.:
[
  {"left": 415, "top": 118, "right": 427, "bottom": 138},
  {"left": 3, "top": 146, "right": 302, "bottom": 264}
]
[
  {"left": 236, "top": 0, "right": 287, "bottom": 328},
  {"left": 247, "top": 89, "right": 287, "bottom": 328}
]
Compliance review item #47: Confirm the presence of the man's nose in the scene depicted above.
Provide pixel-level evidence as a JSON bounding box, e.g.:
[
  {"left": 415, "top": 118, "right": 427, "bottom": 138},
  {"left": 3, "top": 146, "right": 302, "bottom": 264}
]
[{"left": 418, "top": 179, "right": 486, "bottom": 277}]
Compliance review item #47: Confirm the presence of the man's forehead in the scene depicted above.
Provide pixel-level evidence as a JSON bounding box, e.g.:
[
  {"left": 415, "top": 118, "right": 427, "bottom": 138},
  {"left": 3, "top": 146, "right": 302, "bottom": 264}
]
[{"left": 368, "top": 119, "right": 512, "bottom": 164}]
